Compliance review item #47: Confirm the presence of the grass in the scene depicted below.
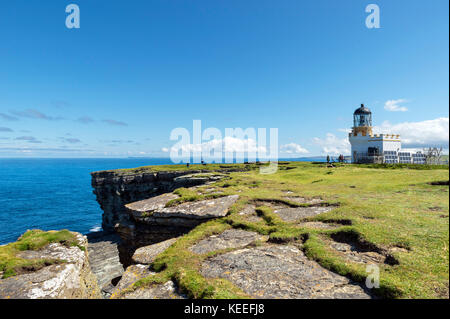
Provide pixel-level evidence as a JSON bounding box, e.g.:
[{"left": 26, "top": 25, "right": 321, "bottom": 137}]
[
  {"left": 92, "top": 161, "right": 450, "bottom": 299},
  {"left": 92, "top": 163, "right": 257, "bottom": 175},
  {"left": 0, "top": 229, "right": 83, "bottom": 279},
  {"left": 164, "top": 187, "right": 230, "bottom": 207},
  {"left": 117, "top": 161, "right": 448, "bottom": 298},
  {"left": 125, "top": 161, "right": 447, "bottom": 298},
  {"left": 112, "top": 220, "right": 250, "bottom": 299},
  {"left": 353, "top": 163, "right": 448, "bottom": 170}
]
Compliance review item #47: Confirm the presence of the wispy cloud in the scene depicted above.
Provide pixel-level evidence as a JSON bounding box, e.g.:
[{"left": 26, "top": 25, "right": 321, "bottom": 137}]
[
  {"left": 10, "top": 109, "right": 63, "bottom": 120},
  {"left": 0, "top": 113, "right": 18, "bottom": 121},
  {"left": 384, "top": 99, "right": 408, "bottom": 112},
  {"left": 0, "top": 127, "right": 13, "bottom": 132},
  {"left": 0, "top": 147, "right": 93, "bottom": 152},
  {"left": 102, "top": 119, "right": 128, "bottom": 126},
  {"left": 76, "top": 116, "right": 95, "bottom": 124},
  {"left": 15, "top": 136, "right": 42, "bottom": 143},
  {"left": 100, "top": 139, "right": 134, "bottom": 144},
  {"left": 61, "top": 137, "right": 82, "bottom": 144},
  {"left": 279, "top": 143, "right": 309, "bottom": 154}
]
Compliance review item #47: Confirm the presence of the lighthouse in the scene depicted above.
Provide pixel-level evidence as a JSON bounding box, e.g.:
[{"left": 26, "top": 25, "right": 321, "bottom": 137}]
[{"left": 348, "top": 104, "right": 425, "bottom": 164}]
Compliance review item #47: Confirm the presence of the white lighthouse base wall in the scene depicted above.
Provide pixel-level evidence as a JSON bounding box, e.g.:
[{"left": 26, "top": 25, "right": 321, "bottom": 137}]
[{"left": 349, "top": 133, "right": 402, "bottom": 163}]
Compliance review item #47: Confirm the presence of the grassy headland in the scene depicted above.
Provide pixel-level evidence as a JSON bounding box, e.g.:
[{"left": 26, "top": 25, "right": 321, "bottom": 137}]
[{"left": 112, "top": 161, "right": 448, "bottom": 299}]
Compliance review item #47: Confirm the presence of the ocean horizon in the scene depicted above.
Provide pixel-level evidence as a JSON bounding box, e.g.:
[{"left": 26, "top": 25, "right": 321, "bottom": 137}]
[{"left": 0, "top": 157, "right": 326, "bottom": 244}]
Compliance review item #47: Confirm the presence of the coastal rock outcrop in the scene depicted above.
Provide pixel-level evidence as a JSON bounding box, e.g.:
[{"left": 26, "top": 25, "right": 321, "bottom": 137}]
[
  {"left": 189, "top": 229, "right": 264, "bottom": 254},
  {"left": 0, "top": 232, "right": 101, "bottom": 299},
  {"left": 115, "top": 194, "right": 239, "bottom": 264},
  {"left": 201, "top": 244, "right": 372, "bottom": 299},
  {"left": 110, "top": 264, "right": 186, "bottom": 299},
  {"left": 131, "top": 238, "right": 178, "bottom": 265},
  {"left": 91, "top": 168, "right": 242, "bottom": 232},
  {"left": 128, "top": 194, "right": 240, "bottom": 227},
  {"left": 86, "top": 165, "right": 378, "bottom": 300},
  {"left": 86, "top": 231, "right": 124, "bottom": 297}
]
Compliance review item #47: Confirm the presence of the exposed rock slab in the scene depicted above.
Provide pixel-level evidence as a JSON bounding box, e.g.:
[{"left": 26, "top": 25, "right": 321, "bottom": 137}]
[
  {"left": 297, "top": 221, "right": 340, "bottom": 230},
  {"left": 274, "top": 206, "right": 333, "bottom": 222},
  {"left": 125, "top": 193, "right": 179, "bottom": 219},
  {"left": 111, "top": 264, "right": 155, "bottom": 296},
  {"left": 92, "top": 168, "right": 245, "bottom": 232},
  {"left": 118, "top": 281, "right": 186, "bottom": 299},
  {"left": 329, "top": 241, "right": 387, "bottom": 264},
  {"left": 238, "top": 205, "right": 263, "bottom": 223},
  {"left": 173, "top": 173, "right": 226, "bottom": 185},
  {"left": 190, "top": 229, "right": 264, "bottom": 254},
  {"left": 132, "top": 238, "right": 178, "bottom": 264},
  {"left": 201, "top": 245, "right": 372, "bottom": 299},
  {"left": 130, "top": 195, "right": 239, "bottom": 227},
  {"left": 0, "top": 233, "right": 101, "bottom": 299},
  {"left": 111, "top": 264, "right": 185, "bottom": 299},
  {"left": 327, "top": 232, "right": 398, "bottom": 266},
  {"left": 86, "top": 231, "right": 124, "bottom": 297},
  {"left": 238, "top": 205, "right": 256, "bottom": 216},
  {"left": 283, "top": 196, "right": 324, "bottom": 205},
  {"left": 117, "top": 195, "right": 239, "bottom": 261}
]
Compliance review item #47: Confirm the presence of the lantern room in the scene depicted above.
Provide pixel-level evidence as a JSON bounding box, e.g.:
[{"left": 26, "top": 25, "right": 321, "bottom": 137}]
[{"left": 353, "top": 104, "right": 372, "bottom": 127}]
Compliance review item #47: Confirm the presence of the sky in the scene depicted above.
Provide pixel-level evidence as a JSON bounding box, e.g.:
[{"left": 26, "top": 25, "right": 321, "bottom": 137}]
[{"left": 0, "top": 0, "right": 448, "bottom": 158}]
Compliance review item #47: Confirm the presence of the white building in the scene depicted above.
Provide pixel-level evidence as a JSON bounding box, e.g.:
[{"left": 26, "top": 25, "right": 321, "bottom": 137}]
[{"left": 348, "top": 104, "right": 426, "bottom": 164}]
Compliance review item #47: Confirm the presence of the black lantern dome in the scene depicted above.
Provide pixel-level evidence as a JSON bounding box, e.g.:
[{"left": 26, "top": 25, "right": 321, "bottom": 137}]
[{"left": 353, "top": 104, "right": 372, "bottom": 127}]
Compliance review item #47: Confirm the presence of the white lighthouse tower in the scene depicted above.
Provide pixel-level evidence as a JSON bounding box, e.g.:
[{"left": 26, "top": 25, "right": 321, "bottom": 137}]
[{"left": 349, "top": 104, "right": 402, "bottom": 163}]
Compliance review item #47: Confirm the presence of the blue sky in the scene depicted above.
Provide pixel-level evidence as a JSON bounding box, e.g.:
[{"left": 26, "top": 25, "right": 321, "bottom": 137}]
[{"left": 0, "top": 0, "right": 448, "bottom": 158}]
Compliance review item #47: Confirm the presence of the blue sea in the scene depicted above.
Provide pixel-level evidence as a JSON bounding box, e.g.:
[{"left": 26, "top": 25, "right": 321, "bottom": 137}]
[{"left": 0, "top": 157, "right": 325, "bottom": 245}]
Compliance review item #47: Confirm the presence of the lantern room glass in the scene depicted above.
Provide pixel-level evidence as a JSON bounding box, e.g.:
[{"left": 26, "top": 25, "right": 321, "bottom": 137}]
[{"left": 353, "top": 113, "right": 372, "bottom": 127}]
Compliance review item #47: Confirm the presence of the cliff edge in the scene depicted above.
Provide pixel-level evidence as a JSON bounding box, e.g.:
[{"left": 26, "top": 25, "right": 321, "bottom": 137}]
[{"left": 0, "top": 230, "right": 101, "bottom": 299}]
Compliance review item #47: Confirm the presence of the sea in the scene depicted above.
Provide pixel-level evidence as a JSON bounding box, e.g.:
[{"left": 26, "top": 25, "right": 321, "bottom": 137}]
[{"left": 0, "top": 157, "right": 325, "bottom": 245}]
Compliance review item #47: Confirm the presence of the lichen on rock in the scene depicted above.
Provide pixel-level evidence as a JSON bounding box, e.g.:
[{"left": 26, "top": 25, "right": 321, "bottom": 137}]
[
  {"left": 201, "top": 244, "right": 372, "bottom": 299},
  {"left": 0, "top": 231, "right": 101, "bottom": 299}
]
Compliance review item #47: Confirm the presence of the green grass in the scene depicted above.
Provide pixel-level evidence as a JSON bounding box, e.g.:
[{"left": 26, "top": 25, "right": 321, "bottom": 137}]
[
  {"left": 353, "top": 163, "right": 448, "bottom": 170},
  {"left": 110, "top": 161, "right": 449, "bottom": 299},
  {"left": 165, "top": 187, "right": 230, "bottom": 207},
  {"left": 0, "top": 229, "right": 82, "bottom": 279},
  {"left": 92, "top": 163, "right": 256, "bottom": 175}
]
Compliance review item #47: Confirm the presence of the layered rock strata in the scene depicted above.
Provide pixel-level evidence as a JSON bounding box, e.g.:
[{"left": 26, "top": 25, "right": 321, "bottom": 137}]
[
  {"left": 0, "top": 232, "right": 101, "bottom": 299},
  {"left": 91, "top": 169, "right": 242, "bottom": 232}
]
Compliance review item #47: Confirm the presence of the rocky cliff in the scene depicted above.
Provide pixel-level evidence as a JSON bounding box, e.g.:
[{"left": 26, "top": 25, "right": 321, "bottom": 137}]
[
  {"left": 0, "top": 231, "right": 101, "bottom": 299},
  {"left": 91, "top": 167, "right": 246, "bottom": 232},
  {"left": 89, "top": 165, "right": 374, "bottom": 299}
]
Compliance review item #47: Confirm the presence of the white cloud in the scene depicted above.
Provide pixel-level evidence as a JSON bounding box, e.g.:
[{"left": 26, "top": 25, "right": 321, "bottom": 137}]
[
  {"left": 170, "top": 137, "right": 268, "bottom": 154},
  {"left": 312, "top": 118, "right": 449, "bottom": 155},
  {"left": 384, "top": 99, "right": 408, "bottom": 112},
  {"left": 279, "top": 143, "right": 309, "bottom": 154},
  {"left": 313, "top": 133, "right": 350, "bottom": 155},
  {"left": 374, "top": 117, "right": 449, "bottom": 147},
  {"left": 161, "top": 147, "right": 169, "bottom": 152}
]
